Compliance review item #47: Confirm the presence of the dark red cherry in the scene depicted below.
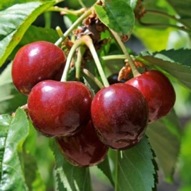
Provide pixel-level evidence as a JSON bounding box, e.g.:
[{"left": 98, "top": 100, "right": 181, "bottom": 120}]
[
  {"left": 56, "top": 121, "right": 108, "bottom": 167},
  {"left": 91, "top": 83, "right": 148, "bottom": 150},
  {"left": 107, "top": 73, "right": 126, "bottom": 84},
  {"left": 12, "top": 41, "right": 66, "bottom": 95},
  {"left": 126, "top": 70, "right": 176, "bottom": 122},
  {"left": 28, "top": 80, "right": 92, "bottom": 137}
]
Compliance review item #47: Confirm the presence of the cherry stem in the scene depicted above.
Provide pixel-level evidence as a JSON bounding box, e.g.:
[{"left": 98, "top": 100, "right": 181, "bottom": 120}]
[
  {"left": 83, "top": 68, "right": 104, "bottom": 89},
  {"left": 78, "top": 0, "right": 86, "bottom": 8},
  {"left": 61, "top": 39, "right": 84, "bottom": 82},
  {"left": 110, "top": 30, "right": 140, "bottom": 77},
  {"left": 44, "top": 12, "right": 51, "bottom": 28},
  {"left": 82, "top": 35, "right": 109, "bottom": 87},
  {"left": 20, "top": 104, "right": 28, "bottom": 111},
  {"left": 50, "top": 6, "right": 85, "bottom": 16},
  {"left": 55, "top": 8, "right": 92, "bottom": 46},
  {"left": 102, "top": 54, "right": 127, "bottom": 61},
  {"left": 56, "top": 26, "right": 64, "bottom": 37},
  {"left": 75, "top": 46, "right": 85, "bottom": 80},
  {"left": 61, "top": 35, "right": 109, "bottom": 87}
]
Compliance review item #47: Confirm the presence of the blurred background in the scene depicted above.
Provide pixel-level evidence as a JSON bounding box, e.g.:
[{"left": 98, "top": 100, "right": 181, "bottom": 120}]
[{"left": 1, "top": 0, "right": 191, "bottom": 191}]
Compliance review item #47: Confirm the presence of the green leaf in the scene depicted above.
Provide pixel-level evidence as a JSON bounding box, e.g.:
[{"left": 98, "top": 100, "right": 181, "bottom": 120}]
[
  {"left": 127, "top": 0, "right": 139, "bottom": 10},
  {"left": 97, "top": 156, "right": 114, "bottom": 186},
  {"left": 94, "top": 0, "right": 135, "bottom": 35},
  {"left": 9, "top": 25, "right": 59, "bottom": 60},
  {"left": 140, "top": 49, "right": 191, "bottom": 89},
  {"left": 110, "top": 137, "right": 157, "bottom": 191},
  {"left": 133, "top": 0, "right": 177, "bottom": 51},
  {"left": 146, "top": 110, "right": 181, "bottom": 181},
  {"left": 0, "top": 108, "right": 30, "bottom": 191},
  {"left": 80, "top": 0, "right": 96, "bottom": 7},
  {"left": 0, "top": 114, "right": 11, "bottom": 138},
  {"left": 20, "top": 25, "right": 58, "bottom": 45},
  {"left": 0, "top": 1, "right": 55, "bottom": 66},
  {"left": 179, "top": 120, "right": 191, "bottom": 191},
  {"left": 0, "top": 82, "right": 27, "bottom": 114},
  {"left": 51, "top": 140, "right": 92, "bottom": 191},
  {"left": 22, "top": 152, "right": 46, "bottom": 191},
  {"left": 0, "top": 0, "right": 33, "bottom": 10},
  {"left": 166, "top": 0, "right": 191, "bottom": 29},
  {"left": 24, "top": 122, "right": 55, "bottom": 190},
  {"left": 0, "top": 64, "right": 27, "bottom": 114}
]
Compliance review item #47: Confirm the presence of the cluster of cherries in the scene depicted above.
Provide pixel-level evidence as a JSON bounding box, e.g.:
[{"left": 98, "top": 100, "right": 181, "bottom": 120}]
[{"left": 12, "top": 41, "right": 176, "bottom": 167}]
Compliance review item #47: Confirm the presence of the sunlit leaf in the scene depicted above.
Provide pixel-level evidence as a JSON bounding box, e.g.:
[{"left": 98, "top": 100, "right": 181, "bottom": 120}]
[
  {"left": 81, "top": 0, "right": 96, "bottom": 7},
  {"left": 24, "top": 122, "right": 55, "bottom": 190},
  {"left": 23, "top": 153, "right": 46, "bottom": 191},
  {"left": 0, "top": 1, "right": 55, "bottom": 66},
  {"left": 139, "top": 49, "right": 191, "bottom": 89},
  {"left": 110, "top": 137, "right": 157, "bottom": 191},
  {"left": 0, "top": 0, "right": 33, "bottom": 10},
  {"left": 147, "top": 110, "right": 181, "bottom": 181},
  {"left": 0, "top": 64, "right": 27, "bottom": 114},
  {"left": 20, "top": 25, "right": 58, "bottom": 44},
  {"left": 97, "top": 156, "right": 114, "bottom": 186},
  {"left": 166, "top": 0, "right": 191, "bottom": 29},
  {"left": 179, "top": 121, "right": 191, "bottom": 191},
  {"left": 9, "top": 25, "right": 59, "bottom": 59},
  {"left": 0, "top": 109, "right": 29, "bottom": 190},
  {"left": 51, "top": 140, "right": 92, "bottom": 191},
  {"left": 94, "top": 0, "right": 135, "bottom": 35}
]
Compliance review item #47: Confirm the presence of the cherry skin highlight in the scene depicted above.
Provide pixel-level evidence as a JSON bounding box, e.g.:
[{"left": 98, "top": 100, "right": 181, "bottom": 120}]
[
  {"left": 28, "top": 80, "right": 92, "bottom": 137},
  {"left": 56, "top": 121, "right": 108, "bottom": 167},
  {"left": 12, "top": 41, "right": 66, "bottom": 95},
  {"left": 91, "top": 83, "right": 148, "bottom": 150},
  {"left": 126, "top": 70, "right": 176, "bottom": 122}
]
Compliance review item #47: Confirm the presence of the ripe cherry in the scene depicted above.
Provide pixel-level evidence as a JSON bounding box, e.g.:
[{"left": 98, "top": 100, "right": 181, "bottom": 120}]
[
  {"left": 56, "top": 121, "right": 108, "bottom": 167},
  {"left": 126, "top": 70, "right": 176, "bottom": 122},
  {"left": 91, "top": 83, "right": 148, "bottom": 150},
  {"left": 12, "top": 41, "right": 66, "bottom": 95},
  {"left": 28, "top": 80, "right": 92, "bottom": 137}
]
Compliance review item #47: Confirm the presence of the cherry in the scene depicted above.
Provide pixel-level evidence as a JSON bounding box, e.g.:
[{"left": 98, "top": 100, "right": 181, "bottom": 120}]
[
  {"left": 28, "top": 80, "right": 92, "bottom": 137},
  {"left": 107, "top": 73, "right": 126, "bottom": 84},
  {"left": 91, "top": 83, "right": 148, "bottom": 150},
  {"left": 56, "top": 121, "right": 108, "bottom": 167},
  {"left": 12, "top": 41, "right": 66, "bottom": 95},
  {"left": 126, "top": 70, "right": 176, "bottom": 122}
]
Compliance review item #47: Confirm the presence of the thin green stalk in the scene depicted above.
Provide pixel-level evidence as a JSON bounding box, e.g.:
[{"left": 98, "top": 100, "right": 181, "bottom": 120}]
[
  {"left": 55, "top": 9, "right": 92, "bottom": 46},
  {"left": 82, "top": 36, "right": 109, "bottom": 87},
  {"left": 56, "top": 26, "right": 64, "bottom": 37},
  {"left": 83, "top": 68, "right": 104, "bottom": 89},
  {"left": 102, "top": 55, "right": 127, "bottom": 61},
  {"left": 78, "top": 0, "right": 86, "bottom": 8},
  {"left": 61, "top": 35, "right": 109, "bottom": 86},
  {"left": 61, "top": 39, "right": 84, "bottom": 82},
  {"left": 50, "top": 6, "right": 85, "bottom": 16},
  {"left": 110, "top": 30, "right": 140, "bottom": 77},
  {"left": 44, "top": 12, "right": 51, "bottom": 28},
  {"left": 75, "top": 46, "right": 86, "bottom": 80}
]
